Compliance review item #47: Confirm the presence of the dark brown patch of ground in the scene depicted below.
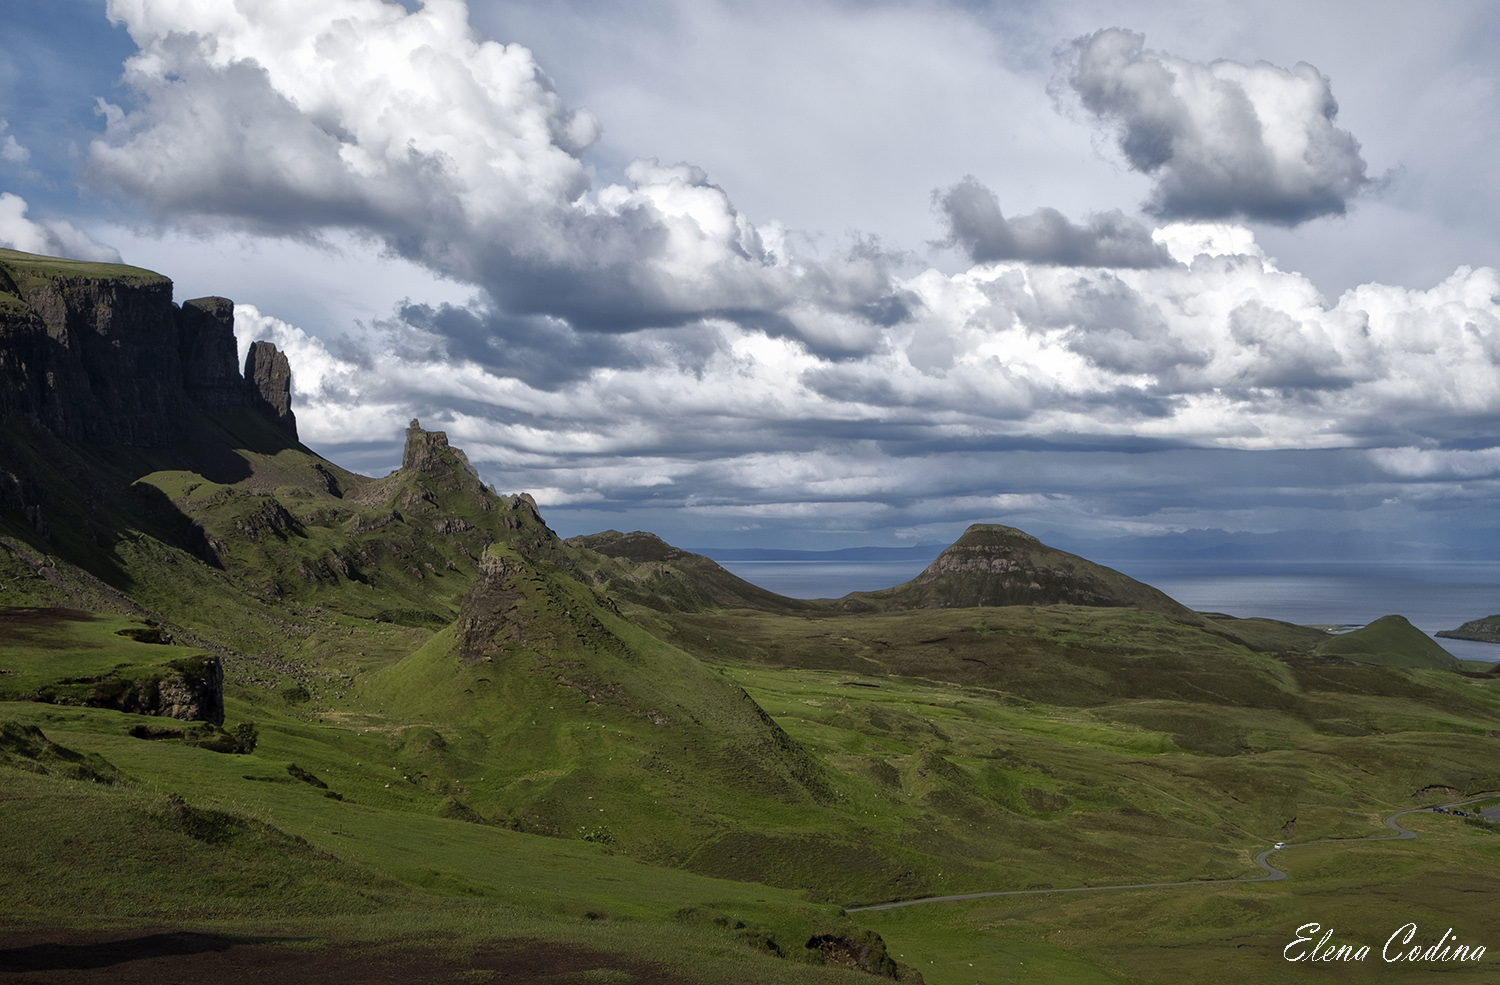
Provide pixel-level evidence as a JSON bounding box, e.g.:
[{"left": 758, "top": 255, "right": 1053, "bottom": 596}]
[
  {"left": 0, "top": 929, "right": 698, "bottom": 984},
  {"left": 0, "top": 607, "right": 96, "bottom": 646}
]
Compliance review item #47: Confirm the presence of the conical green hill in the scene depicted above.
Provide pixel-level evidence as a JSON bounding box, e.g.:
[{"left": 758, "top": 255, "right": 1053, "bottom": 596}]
[
  {"left": 1316, "top": 614, "right": 1460, "bottom": 671},
  {"left": 842, "top": 523, "right": 1196, "bottom": 617}
]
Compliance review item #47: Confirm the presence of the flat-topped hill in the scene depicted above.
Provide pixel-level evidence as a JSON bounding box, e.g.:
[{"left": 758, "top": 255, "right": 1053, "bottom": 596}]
[{"left": 0, "top": 247, "right": 295, "bottom": 446}]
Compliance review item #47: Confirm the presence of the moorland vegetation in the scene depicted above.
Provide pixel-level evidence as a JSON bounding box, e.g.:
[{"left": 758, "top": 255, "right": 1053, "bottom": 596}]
[{"left": 2, "top": 247, "right": 1499, "bottom": 984}]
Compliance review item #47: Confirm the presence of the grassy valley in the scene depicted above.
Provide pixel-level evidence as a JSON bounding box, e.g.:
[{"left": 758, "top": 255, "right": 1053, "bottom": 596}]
[{"left": 3, "top": 247, "right": 1500, "bottom": 983}]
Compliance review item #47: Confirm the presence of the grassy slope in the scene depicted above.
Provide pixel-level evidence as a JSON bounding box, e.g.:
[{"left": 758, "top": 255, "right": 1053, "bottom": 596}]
[
  {"left": 842, "top": 524, "right": 1195, "bottom": 617},
  {"left": 566, "top": 529, "right": 816, "bottom": 613},
  {"left": 0, "top": 608, "right": 214, "bottom": 703},
  {"left": 0, "top": 247, "right": 170, "bottom": 292},
  {"left": 1316, "top": 614, "right": 1460, "bottom": 670},
  {"left": 859, "top": 808, "right": 1500, "bottom": 985},
  {"left": 0, "top": 703, "right": 881, "bottom": 985},
  {"left": 1, "top": 286, "right": 1498, "bottom": 981},
  {"left": 5, "top": 595, "right": 1500, "bottom": 984}
]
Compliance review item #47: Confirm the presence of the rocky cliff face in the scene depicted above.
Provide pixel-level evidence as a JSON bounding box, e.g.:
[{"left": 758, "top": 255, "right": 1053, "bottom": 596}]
[
  {"left": 245, "top": 340, "right": 297, "bottom": 438},
  {"left": 0, "top": 248, "right": 296, "bottom": 446},
  {"left": 179, "top": 296, "right": 246, "bottom": 411}
]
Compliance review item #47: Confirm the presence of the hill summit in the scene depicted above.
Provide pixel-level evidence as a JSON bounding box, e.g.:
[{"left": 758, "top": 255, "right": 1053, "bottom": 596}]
[{"left": 839, "top": 523, "right": 1196, "bottom": 616}]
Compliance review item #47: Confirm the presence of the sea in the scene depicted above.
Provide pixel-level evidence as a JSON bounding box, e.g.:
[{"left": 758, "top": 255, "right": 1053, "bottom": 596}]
[{"left": 713, "top": 557, "right": 1500, "bottom": 664}]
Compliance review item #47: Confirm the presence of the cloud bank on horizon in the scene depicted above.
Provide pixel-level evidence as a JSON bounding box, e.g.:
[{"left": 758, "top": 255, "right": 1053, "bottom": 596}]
[{"left": 3, "top": 0, "right": 1500, "bottom": 553}]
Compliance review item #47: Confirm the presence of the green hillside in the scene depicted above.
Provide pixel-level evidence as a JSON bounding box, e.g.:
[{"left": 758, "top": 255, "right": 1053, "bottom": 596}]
[
  {"left": 1438, "top": 613, "right": 1500, "bottom": 645},
  {"left": 3, "top": 248, "right": 1500, "bottom": 983},
  {"left": 842, "top": 524, "right": 1196, "bottom": 617},
  {"left": 1315, "top": 615, "right": 1460, "bottom": 671}
]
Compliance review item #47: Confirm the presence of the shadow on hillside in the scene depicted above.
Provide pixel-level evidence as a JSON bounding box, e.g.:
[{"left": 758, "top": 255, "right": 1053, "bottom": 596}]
[{"left": 0, "top": 931, "right": 289, "bottom": 971}]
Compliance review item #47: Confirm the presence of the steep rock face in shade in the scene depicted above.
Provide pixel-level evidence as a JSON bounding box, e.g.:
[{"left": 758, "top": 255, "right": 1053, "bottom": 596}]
[
  {"left": 178, "top": 296, "right": 247, "bottom": 411},
  {"left": 0, "top": 249, "right": 185, "bottom": 444},
  {"left": 842, "top": 523, "right": 1197, "bottom": 617},
  {"left": 0, "top": 265, "right": 50, "bottom": 423},
  {"left": 244, "top": 340, "right": 298, "bottom": 439},
  {"left": 0, "top": 249, "right": 294, "bottom": 446}
]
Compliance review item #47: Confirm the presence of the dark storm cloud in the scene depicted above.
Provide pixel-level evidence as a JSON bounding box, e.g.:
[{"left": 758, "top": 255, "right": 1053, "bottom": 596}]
[
  {"left": 396, "top": 302, "right": 641, "bottom": 390},
  {"left": 1062, "top": 28, "right": 1371, "bottom": 224},
  {"left": 935, "top": 175, "right": 1173, "bottom": 267}
]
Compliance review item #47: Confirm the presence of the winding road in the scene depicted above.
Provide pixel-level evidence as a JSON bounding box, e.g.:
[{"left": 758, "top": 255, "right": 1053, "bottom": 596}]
[{"left": 845, "top": 796, "right": 1495, "bottom": 913}]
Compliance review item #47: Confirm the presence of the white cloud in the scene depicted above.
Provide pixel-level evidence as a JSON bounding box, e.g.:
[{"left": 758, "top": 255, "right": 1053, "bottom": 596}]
[
  {"left": 1369, "top": 446, "right": 1500, "bottom": 479},
  {"left": 0, "top": 193, "right": 121, "bottom": 262},
  {"left": 0, "top": 120, "right": 29, "bottom": 166},
  {"left": 60, "top": 1, "right": 1500, "bottom": 551},
  {"left": 1062, "top": 28, "right": 1370, "bottom": 224},
  {"left": 244, "top": 222, "right": 1500, "bottom": 512},
  {"left": 90, "top": 0, "right": 900, "bottom": 347}
]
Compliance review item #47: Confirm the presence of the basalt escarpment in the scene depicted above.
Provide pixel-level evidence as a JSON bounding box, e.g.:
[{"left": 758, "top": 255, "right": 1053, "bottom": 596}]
[{"left": 0, "top": 248, "right": 296, "bottom": 446}]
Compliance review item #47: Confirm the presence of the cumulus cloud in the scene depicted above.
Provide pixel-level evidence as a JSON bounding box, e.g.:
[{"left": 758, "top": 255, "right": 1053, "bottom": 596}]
[
  {"left": 0, "top": 120, "right": 29, "bottom": 166},
  {"left": 75, "top": 3, "right": 1500, "bottom": 549},
  {"left": 935, "top": 176, "right": 1173, "bottom": 268},
  {"left": 242, "top": 223, "right": 1500, "bottom": 504},
  {"left": 1062, "top": 28, "right": 1370, "bottom": 224},
  {"left": 89, "top": 0, "right": 903, "bottom": 348},
  {"left": 0, "top": 192, "right": 122, "bottom": 262}
]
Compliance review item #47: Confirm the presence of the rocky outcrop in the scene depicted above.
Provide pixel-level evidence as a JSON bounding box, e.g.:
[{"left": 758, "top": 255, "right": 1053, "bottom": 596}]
[
  {"left": 843, "top": 523, "right": 1196, "bottom": 617},
  {"left": 0, "top": 248, "right": 297, "bottom": 446},
  {"left": 178, "top": 296, "right": 246, "bottom": 411},
  {"left": 805, "top": 932, "right": 923, "bottom": 982},
  {"left": 401, "top": 419, "right": 480, "bottom": 481},
  {"left": 31, "top": 655, "right": 225, "bottom": 725},
  {"left": 146, "top": 657, "right": 226, "bottom": 724},
  {"left": 454, "top": 550, "right": 524, "bottom": 664},
  {"left": 245, "top": 340, "right": 297, "bottom": 438}
]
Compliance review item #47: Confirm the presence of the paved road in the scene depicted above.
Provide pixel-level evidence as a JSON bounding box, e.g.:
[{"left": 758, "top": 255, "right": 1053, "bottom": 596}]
[{"left": 845, "top": 795, "right": 1494, "bottom": 913}]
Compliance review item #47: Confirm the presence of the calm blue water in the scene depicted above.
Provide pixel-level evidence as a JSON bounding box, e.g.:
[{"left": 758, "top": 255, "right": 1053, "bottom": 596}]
[{"left": 716, "top": 558, "right": 1500, "bottom": 663}]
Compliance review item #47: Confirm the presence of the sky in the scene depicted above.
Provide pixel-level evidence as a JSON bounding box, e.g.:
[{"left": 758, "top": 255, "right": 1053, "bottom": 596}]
[{"left": 3, "top": 0, "right": 1500, "bottom": 557}]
